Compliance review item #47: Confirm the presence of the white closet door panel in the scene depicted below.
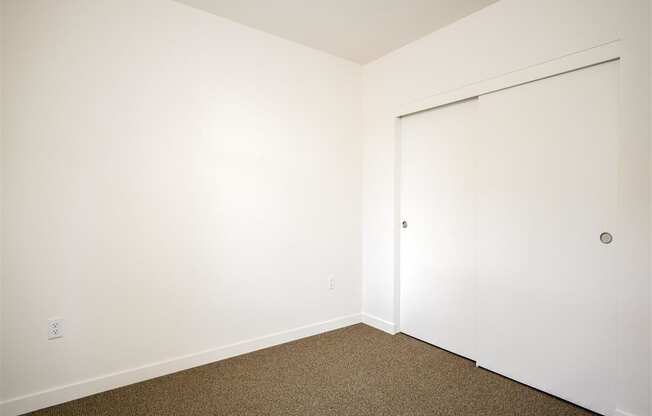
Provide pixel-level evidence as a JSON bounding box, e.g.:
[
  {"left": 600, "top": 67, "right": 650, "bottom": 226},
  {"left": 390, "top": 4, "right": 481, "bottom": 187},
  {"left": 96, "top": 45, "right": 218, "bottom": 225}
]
[
  {"left": 400, "top": 99, "right": 478, "bottom": 360},
  {"left": 476, "top": 60, "right": 620, "bottom": 415}
]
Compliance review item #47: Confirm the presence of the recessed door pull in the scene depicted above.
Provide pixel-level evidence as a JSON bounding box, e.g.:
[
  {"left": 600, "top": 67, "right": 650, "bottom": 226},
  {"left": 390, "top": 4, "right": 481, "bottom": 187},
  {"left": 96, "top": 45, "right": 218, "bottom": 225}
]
[{"left": 600, "top": 232, "right": 613, "bottom": 244}]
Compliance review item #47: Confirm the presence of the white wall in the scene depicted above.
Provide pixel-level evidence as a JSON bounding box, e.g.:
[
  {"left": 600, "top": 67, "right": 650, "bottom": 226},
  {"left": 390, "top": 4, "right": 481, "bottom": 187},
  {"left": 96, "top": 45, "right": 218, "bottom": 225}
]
[
  {"left": 2, "top": 0, "right": 651, "bottom": 415},
  {"left": 361, "top": 1, "right": 650, "bottom": 415},
  {"left": 650, "top": 0, "right": 652, "bottom": 412},
  {"left": 0, "top": 0, "right": 4, "bottom": 405},
  {"left": 0, "top": 0, "right": 362, "bottom": 411}
]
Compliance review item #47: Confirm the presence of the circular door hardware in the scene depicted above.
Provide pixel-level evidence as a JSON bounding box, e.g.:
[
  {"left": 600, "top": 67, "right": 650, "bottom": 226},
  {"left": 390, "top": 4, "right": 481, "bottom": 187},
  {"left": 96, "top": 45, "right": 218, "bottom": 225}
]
[
  {"left": 600, "top": 232, "right": 613, "bottom": 244},
  {"left": 402, "top": 221, "right": 408, "bottom": 229}
]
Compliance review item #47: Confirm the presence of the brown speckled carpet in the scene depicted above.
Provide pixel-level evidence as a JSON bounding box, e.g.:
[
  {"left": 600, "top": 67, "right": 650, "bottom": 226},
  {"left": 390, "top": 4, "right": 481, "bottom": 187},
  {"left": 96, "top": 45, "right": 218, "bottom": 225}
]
[{"left": 25, "top": 324, "right": 596, "bottom": 416}]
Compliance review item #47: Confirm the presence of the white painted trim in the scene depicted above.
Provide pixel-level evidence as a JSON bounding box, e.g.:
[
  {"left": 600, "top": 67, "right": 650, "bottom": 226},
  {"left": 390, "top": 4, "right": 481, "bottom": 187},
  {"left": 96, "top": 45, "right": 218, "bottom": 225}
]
[
  {"left": 393, "top": 116, "right": 403, "bottom": 331},
  {"left": 396, "top": 40, "right": 622, "bottom": 118},
  {"left": 614, "top": 409, "right": 640, "bottom": 416},
  {"left": 0, "top": 314, "right": 362, "bottom": 416},
  {"left": 362, "top": 313, "right": 398, "bottom": 335}
]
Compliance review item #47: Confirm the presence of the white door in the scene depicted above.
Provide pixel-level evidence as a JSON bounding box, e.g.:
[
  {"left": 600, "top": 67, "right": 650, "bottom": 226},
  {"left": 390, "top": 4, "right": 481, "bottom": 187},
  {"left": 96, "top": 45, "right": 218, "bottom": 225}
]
[
  {"left": 476, "top": 60, "right": 620, "bottom": 415},
  {"left": 400, "top": 98, "right": 478, "bottom": 360}
]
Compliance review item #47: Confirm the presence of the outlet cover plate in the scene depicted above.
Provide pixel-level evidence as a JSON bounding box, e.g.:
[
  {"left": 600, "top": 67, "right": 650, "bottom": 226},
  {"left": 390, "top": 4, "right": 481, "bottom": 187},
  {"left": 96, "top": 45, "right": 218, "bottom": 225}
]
[{"left": 48, "top": 318, "right": 63, "bottom": 340}]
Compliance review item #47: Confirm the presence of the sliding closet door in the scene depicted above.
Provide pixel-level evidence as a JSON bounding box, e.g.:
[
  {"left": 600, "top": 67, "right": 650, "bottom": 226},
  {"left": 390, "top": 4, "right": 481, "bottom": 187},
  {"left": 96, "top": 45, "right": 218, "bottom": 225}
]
[
  {"left": 476, "top": 60, "right": 620, "bottom": 415},
  {"left": 400, "top": 99, "right": 477, "bottom": 360}
]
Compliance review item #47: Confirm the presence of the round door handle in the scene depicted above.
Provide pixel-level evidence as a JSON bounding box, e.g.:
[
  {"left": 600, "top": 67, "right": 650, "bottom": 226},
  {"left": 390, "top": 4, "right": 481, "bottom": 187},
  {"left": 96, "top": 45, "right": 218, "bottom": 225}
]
[{"left": 402, "top": 221, "right": 408, "bottom": 229}]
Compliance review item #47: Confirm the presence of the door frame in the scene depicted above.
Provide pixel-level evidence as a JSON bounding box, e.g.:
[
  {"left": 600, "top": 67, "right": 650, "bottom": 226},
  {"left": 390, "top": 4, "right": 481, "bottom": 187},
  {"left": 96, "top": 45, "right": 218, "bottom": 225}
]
[{"left": 393, "top": 40, "right": 623, "bottom": 334}]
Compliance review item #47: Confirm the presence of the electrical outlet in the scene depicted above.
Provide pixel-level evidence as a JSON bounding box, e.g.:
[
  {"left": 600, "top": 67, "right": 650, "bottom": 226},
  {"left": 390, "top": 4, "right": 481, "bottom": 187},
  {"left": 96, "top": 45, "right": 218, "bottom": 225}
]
[
  {"left": 48, "top": 318, "right": 63, "bottom": 340},
  {"left": 329, "top": 275, "right": 335, "bottom": 290}
]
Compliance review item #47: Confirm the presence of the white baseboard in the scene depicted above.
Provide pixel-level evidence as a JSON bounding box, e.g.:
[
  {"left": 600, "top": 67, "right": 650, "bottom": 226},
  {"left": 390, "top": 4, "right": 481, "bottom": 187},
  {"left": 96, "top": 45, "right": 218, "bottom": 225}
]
[
  {"left": 361, "top": 313, "right": 398, "bottom": 335},
  {"left": 615, "top": 409, "right": 640, "bottom": 416},
  {"left": 0, "top": 313, "right": 362, "bottom": 416}
]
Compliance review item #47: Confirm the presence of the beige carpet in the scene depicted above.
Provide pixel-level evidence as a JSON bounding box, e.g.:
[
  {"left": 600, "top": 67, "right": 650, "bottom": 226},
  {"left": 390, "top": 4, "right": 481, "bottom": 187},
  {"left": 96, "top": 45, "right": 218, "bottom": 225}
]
[{"left": 25, "top": 324, "right": 596, "bottom": 416}]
